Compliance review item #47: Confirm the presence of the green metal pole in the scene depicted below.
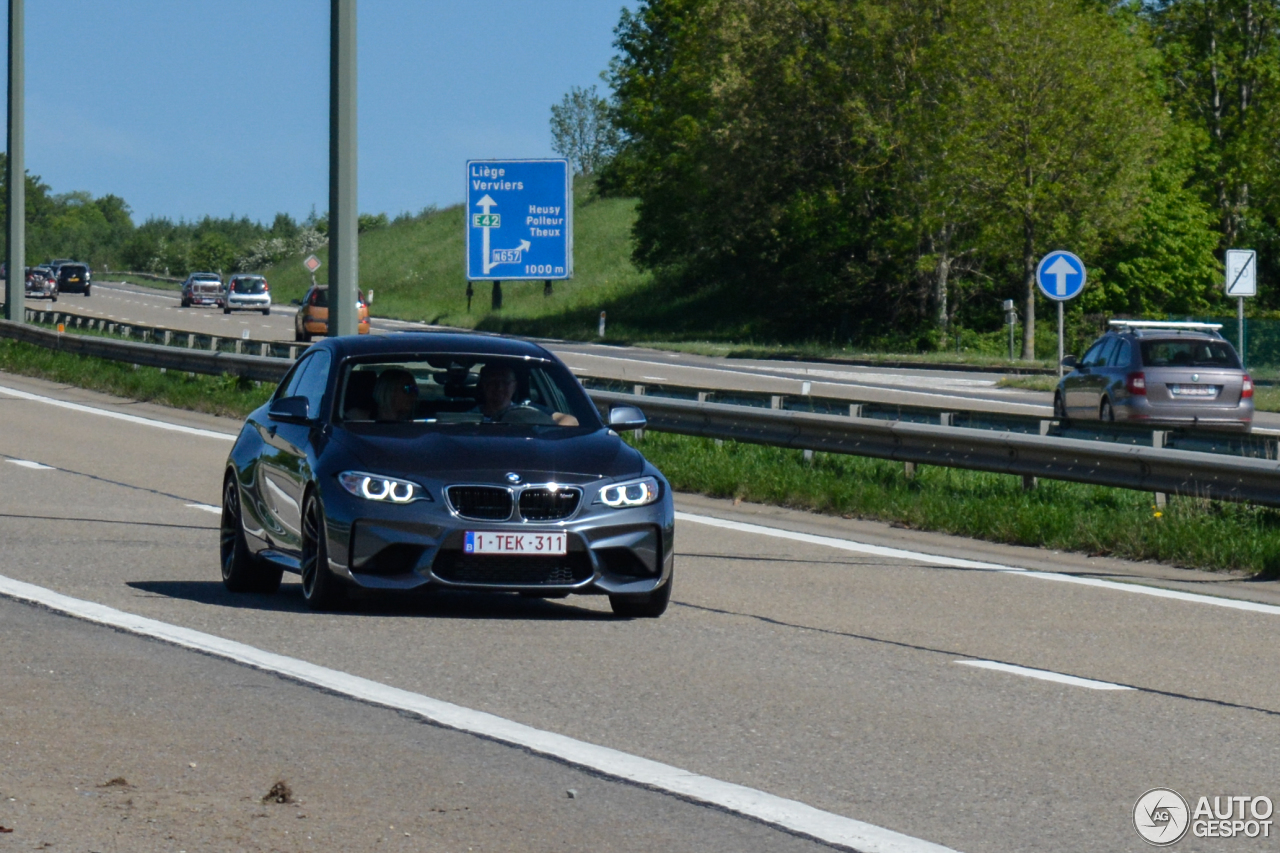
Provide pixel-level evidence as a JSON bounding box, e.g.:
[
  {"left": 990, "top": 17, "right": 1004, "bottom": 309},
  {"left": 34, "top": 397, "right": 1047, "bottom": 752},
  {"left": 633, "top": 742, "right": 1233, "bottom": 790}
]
[
  {"left": 328, "top": 0, "right": 358, "bottom": 337},
  {"left": 5, "top": 0, "right": 23, "bottom": 321}
]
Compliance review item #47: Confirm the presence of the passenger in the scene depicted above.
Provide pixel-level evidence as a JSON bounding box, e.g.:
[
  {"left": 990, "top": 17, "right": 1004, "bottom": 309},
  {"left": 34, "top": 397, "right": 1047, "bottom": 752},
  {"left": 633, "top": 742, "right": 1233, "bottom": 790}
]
[
  {"left": 475, "top": 362, "right": 578, "bottom": 426},
  {"left": 372, "top": 369, "right": 418, "bottom": 422}
]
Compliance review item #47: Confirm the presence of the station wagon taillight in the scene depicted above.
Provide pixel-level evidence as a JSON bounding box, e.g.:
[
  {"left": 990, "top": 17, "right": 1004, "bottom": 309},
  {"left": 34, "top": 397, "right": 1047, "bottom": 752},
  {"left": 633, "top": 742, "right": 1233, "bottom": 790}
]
[
  {"left": 1126, "top": 372, "right": 1146, "bottom": 395},
  {"left": 1243, "top": 374, "right": 1253, "bottom": 399}
]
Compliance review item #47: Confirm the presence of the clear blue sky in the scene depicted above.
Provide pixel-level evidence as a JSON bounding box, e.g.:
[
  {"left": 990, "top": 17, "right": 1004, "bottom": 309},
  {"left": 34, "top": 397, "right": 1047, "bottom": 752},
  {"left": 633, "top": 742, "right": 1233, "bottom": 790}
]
[{"left": 4, "top": 1, "right": 630, "bottom": 224}]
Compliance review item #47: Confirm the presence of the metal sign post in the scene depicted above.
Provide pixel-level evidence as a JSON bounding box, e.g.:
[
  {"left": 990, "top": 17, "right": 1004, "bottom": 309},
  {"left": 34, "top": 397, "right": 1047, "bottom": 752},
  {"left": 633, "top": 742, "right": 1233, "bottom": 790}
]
[
  {"left": 328, "top": 0, "right": 358, "bottom": 337},
  {"left": 1225, "top": 249, "right": 1256, "bottom": 368},
  {"left": 1034, "top": 250, "right": 1087, "bottom": 378},
  {"left": 5, "top": 0, "right": 24, "bottom": 322}
]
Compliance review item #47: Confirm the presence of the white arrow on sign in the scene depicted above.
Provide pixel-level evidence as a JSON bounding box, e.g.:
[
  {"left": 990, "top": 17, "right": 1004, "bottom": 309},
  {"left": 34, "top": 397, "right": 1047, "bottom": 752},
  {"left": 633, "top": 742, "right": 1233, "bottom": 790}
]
[
  {"left": 476, "top": 195, "right": 499, "bottom": 274},
  {"left": 1045, "top": 255, "right": 1077, "bottom": 296}
]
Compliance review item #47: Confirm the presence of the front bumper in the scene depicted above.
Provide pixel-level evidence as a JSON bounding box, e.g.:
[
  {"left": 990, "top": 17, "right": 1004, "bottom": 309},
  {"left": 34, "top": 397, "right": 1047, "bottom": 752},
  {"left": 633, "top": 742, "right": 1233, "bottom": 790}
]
[{"left": 321, "top": 486, "right": 674, "bottom": 596}]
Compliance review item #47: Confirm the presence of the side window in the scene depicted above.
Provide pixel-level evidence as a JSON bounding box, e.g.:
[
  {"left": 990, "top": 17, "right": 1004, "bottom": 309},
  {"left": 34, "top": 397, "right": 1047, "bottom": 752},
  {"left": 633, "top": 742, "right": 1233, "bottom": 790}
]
[
  {"left": 293, "top": 350, "right": 332, "bottom": 419},
  {"left": 275, "top": 356, "right": 312, "bottom": 400},
  {"left": 1080, "top": 340, "right": 1106, "bottom": 367},
  {"left": 1110, "top": 340, "right": 1132, "bottom": 367},
  {"left": 1089, "top": 337, "right": 1117, "bottom": 367}
]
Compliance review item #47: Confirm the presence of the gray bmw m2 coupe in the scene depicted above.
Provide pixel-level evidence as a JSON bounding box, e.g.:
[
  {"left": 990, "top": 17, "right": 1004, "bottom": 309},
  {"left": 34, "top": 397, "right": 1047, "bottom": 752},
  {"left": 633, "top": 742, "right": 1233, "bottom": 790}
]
[{"left": 220, "top": 333, "right": 674, "bottom": 616}]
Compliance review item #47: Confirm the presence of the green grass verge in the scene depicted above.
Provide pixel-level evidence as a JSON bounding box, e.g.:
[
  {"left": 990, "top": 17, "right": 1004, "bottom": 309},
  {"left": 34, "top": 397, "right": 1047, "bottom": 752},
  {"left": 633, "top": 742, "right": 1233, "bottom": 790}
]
[
  {"left": 0, "top": 337, "right": 270, "bottom": 419},
  {"left": 630, "top": 431, "right": 1280, "bottom": 575}
]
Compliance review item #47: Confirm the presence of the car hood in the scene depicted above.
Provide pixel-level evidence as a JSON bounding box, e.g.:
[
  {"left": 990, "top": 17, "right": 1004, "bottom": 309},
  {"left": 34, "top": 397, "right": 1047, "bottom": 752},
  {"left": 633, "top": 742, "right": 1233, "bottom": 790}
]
[{"left": 330, "top": 426, "right": 646, "bottom": 484}]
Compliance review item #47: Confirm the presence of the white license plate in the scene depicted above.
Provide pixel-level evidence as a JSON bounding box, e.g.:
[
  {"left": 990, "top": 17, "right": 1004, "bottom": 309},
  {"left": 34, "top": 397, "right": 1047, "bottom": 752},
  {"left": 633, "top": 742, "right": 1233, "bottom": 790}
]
[
  {"left": 464, "top": 531, "right": 566, "bottom": 556},
  {"left": 1171, "top": 384, "right": 1220, "bottom": 397}
]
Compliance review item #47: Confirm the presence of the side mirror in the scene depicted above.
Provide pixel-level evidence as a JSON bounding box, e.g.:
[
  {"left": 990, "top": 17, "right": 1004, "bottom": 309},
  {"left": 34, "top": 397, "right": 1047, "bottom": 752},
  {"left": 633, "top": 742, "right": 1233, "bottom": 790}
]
[
  {"left": 608, "top": 405, "right": 647, "bottom": 431},
  {"left": 268, "top": 395, "right": 311, "bottom": 423},
  {"left": 1060, "top": 355, "right": 1078, "bottom": 369}
]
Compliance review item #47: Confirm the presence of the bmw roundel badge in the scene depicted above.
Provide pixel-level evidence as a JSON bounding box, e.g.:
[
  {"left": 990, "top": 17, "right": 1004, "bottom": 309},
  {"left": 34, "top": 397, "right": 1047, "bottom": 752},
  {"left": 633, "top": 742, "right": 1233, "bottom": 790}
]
[{"left": 506, "top": 472, "right": 521, "bottom": 484}]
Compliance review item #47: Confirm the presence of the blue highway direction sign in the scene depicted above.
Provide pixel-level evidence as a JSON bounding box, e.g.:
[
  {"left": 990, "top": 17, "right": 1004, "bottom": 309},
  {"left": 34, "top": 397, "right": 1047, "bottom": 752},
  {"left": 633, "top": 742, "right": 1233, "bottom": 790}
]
[
  {"left": 466, "top": 159, "right": 572, "bottom": 281},
  {"left": 1036, "top": 250, "right": 1086, "bottom": 301}
]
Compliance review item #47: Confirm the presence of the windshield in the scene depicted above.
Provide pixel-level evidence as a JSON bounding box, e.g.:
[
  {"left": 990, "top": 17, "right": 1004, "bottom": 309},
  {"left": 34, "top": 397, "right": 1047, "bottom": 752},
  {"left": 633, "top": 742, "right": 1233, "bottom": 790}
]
[
  {"left": 1140, "top": 339, "right": 1241, "bottom": 369},
  {"left": 232, "top": 278, "right": 266, "bottom": 293},
  {"left": 338, "top": 354, "right": 597, "bottom": 429}
]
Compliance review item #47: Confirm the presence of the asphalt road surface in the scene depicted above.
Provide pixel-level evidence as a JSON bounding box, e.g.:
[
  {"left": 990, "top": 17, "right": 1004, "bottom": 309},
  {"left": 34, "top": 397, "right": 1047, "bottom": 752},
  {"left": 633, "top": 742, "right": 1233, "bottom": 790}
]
[{"left": 3, "top": 370, "right": 1280, "bottom": 851}]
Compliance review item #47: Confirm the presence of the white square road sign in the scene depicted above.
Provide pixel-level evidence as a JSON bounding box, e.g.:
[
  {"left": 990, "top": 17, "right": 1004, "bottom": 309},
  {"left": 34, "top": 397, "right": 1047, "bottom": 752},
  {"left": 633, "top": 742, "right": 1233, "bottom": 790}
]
[{"left": 1225, "top": 249, "right": 1256, "bottom": 297}]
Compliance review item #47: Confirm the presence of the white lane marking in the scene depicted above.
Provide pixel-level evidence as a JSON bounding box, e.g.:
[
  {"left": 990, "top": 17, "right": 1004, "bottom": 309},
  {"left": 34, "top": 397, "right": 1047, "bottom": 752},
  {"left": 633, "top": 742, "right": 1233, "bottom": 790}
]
[
  {"left": 0, "top": 575, "right": 957, "bottom": 853},
  {"left": 186, "top": 503, "right": 222, "bottom": 515},
  {"left": 641, "top": 375, "right": 667, "bottom": 381},
  {"left": 7, "top": 459, "right": 54, "bottom": 470},
  {"left": 956, "top": 661, "right": 1134, "bottom": 691},
  {"left": 0, "top": 384, "right": 237, "bottom": 442},
  {"left": 675, "top": 511, "right": 1280, "bottom": 616}
]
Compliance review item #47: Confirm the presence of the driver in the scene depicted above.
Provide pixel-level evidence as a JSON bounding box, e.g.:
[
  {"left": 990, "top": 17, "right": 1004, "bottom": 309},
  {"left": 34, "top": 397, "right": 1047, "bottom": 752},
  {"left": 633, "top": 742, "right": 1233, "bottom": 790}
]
[
  {"left": 475, "top": 362, "right": 578, "bottom": 426},
  {"left": 372, "top": 369, "right": 418, "bottom": 422}
]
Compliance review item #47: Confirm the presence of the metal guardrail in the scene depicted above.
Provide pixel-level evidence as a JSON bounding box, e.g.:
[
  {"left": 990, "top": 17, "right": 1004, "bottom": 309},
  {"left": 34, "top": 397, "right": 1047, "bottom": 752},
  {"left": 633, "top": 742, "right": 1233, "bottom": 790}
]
[
  {"left": 3, "top": 316, "right": 1279, "bottom": 507},
  {"left": 0, "top": 318, "right": 292, "bottom": 383},
  {"left": 19, "top": 305, "right": 306, "bottom": 360},
  {"left": 589, "top": 391, "right": 1280, "bottom": 508}
]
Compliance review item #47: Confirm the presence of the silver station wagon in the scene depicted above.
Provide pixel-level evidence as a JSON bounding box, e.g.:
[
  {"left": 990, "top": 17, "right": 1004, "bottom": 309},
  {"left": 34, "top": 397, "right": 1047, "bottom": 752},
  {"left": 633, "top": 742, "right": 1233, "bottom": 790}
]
[{"left": 1055, "top": 321, "right": 1253, "bottom": 432}]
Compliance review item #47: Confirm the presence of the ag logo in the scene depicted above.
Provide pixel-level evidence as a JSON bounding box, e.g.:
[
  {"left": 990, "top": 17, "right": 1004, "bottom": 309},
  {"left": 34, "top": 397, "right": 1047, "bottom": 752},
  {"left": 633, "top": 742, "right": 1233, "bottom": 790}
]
[{"left": 1134, "top": 788, "right": 1190, "bottom": 846}]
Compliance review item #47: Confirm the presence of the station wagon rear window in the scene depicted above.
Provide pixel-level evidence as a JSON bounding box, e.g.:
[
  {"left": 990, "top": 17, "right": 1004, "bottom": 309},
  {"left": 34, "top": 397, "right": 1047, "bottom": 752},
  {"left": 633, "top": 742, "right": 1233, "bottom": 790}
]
[{"left": 1140, "top": 339, "right": 1240, "bottom": 369}]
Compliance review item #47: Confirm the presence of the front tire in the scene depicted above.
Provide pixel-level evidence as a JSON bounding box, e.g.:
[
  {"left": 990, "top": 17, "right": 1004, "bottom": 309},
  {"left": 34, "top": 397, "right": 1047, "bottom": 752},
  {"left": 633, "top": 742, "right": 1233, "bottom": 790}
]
[
  {"left": 1053, "top": 392, "right": 1069, "bottom": 423},
  {"left": 300, "top": 490, "right": 344, "bottom": 611},
  {"left": 609, "top": 575, "right": 672, "bottom": 618},
  {"left": 221, "top": 472, "right": 283, "bottom": 593}
]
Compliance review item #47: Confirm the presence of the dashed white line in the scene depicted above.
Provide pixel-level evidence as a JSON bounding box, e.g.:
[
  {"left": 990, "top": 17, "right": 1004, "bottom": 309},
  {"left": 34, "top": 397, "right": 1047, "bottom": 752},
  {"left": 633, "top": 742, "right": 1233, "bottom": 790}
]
[
  {"left": 186, "top": 503, "right": 222, "bottom": 515},
  {"left": 956, "top": 661, "right": 1134, "bottom": 691},
  {"left": 7, "top": 459, "right": 54, "bottom": 470},
  {"left": 0, "top": 574, "right": 958, "bottom": 853}
]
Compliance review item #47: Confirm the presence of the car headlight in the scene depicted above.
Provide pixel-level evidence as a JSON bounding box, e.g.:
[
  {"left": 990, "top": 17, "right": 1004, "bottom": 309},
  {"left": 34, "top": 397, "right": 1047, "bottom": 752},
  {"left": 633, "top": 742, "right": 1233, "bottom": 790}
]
[
  {"left": 337, "top": 471, "right": 430, "bottom": 503},
  {"left": 595, "top": 476, "right": 661, "bottom": 508}
]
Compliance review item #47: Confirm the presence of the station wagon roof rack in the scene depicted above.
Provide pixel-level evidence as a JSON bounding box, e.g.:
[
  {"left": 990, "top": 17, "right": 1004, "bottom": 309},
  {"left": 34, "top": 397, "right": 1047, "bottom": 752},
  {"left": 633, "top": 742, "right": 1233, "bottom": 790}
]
[{"left": 1107, "top": 320, "right": 1223, "bottom": 336}]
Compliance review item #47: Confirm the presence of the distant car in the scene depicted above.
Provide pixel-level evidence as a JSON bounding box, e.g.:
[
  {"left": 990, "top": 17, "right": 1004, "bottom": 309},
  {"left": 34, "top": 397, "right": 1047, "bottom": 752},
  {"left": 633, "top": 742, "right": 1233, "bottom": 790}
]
[
  {"left": 180, "top": 272, "right": 222, "bottom": 308},
  {"left": 47, "top": 258, "right": 74, "bottom": 278},
  {"left": 24, "top": 267, "right": 57, "bottom": 301},
  {"left": 56, "top": 263, "right": 91, "bottom": 296},
  {"left": 222, "top": 274, "right": 272, "bottom": 315},
  {"left": 219, "top": 332, "right": 674, "bottom": 615},
  {"left": 1056, "top": 321, "right": 1253, "bottom": 432},
  {"left": 294, "top": 284, "right": 370, "bottom": 341}
]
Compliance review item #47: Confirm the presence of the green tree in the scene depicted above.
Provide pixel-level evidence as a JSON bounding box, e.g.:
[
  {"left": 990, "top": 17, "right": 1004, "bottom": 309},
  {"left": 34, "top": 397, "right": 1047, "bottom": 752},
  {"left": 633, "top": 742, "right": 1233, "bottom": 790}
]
[
  {"left": 190, "top": 232, "right": 236, "bottom": 274},
  {"left": 550, "top": 84, "right": 620, "bottom": 176},
  {"left": 944, "top": 0, "right": 1166, "bottom": 358},
  {"left": 1151, "top": 0, "right": 1280, "bottom": 248}
]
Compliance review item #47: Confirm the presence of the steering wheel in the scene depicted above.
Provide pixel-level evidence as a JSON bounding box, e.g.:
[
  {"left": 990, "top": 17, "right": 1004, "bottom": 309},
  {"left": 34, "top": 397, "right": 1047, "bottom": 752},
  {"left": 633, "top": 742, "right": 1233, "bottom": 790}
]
[{"left": 499, "top": 404, "right": 556, "bottom": 425}]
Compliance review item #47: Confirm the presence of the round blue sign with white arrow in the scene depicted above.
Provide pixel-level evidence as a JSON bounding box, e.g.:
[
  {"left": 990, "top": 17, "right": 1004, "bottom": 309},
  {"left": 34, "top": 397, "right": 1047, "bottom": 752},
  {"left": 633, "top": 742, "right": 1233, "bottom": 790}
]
[{"left": 1036, "top": 250, "right": 1086, "bottom": 301}]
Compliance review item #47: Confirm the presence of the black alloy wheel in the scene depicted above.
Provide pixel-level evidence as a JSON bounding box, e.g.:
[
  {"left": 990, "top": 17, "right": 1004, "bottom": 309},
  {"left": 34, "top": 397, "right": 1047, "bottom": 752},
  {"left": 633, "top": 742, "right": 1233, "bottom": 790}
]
[
  {"left": 1100, "top": 398, "right": 1115, "bottom": 422},
  {"left": 300, "top": 490, "right": 344, "bottom": 610},
  {"left": 609, "top": 574, "right": 672, "bottom": 618},
  {"left": 221, "top": 472, "right": 283, "bottom": 593}
]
